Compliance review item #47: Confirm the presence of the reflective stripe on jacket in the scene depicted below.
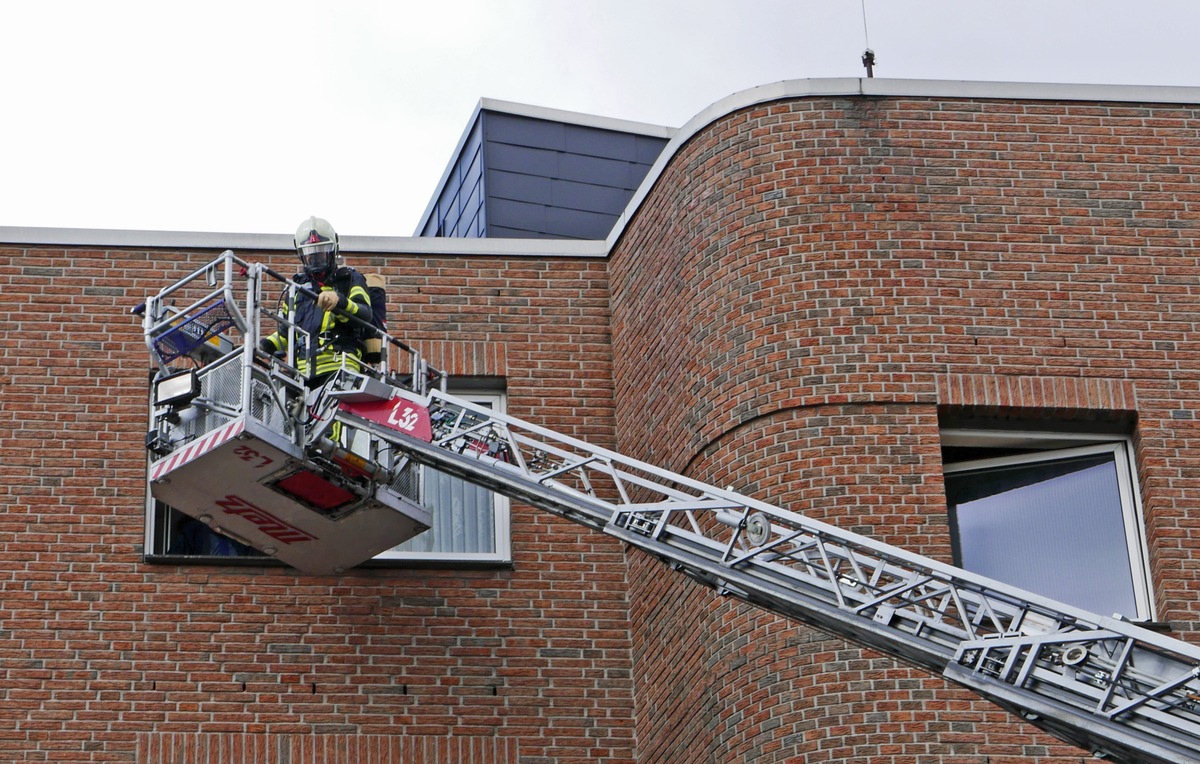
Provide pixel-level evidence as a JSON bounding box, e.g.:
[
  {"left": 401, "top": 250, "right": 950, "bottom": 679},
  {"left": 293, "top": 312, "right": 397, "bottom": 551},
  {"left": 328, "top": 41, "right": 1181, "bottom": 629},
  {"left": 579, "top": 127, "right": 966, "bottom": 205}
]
[{"left": 262, "top": 268, "right": 373, "bottom": 380}]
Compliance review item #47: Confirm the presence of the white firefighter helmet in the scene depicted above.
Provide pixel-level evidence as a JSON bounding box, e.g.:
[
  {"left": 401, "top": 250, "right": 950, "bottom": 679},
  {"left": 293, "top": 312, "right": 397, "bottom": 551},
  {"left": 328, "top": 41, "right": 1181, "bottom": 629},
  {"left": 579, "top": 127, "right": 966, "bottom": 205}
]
[{"left": 294, "top": 216, "right": 340, "bottom": 279}]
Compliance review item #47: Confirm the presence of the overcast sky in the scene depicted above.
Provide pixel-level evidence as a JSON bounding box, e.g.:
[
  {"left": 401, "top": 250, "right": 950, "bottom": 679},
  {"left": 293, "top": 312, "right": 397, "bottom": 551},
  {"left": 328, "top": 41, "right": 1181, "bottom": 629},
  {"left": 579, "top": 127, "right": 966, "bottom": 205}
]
[{"left": 3, "top": 1, "right": 1199, "bottom": 237}]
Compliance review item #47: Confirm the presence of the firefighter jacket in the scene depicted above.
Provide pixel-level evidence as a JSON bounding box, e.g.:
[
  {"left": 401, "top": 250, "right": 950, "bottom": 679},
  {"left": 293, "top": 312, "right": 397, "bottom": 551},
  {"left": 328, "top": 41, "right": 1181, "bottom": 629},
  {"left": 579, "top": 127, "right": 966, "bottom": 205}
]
[{"left": 261, "top": 267, "right": 374, "bottom": 381}]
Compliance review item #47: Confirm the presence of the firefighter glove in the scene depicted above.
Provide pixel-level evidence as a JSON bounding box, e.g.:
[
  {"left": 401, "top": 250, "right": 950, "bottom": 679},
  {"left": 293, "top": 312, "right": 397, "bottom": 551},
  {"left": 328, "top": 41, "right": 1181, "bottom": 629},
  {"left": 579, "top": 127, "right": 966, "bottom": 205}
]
[{"left": 316, "top": 290, "right": 342, "bottom": 312}]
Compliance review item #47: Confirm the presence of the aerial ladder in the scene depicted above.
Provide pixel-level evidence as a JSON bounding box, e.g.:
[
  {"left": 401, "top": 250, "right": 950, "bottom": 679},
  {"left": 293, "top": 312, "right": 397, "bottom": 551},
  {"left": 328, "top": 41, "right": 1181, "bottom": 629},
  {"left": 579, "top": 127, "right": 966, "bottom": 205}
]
[{"left": 140, "top": 251, "right": 1200, "bottom": 764}]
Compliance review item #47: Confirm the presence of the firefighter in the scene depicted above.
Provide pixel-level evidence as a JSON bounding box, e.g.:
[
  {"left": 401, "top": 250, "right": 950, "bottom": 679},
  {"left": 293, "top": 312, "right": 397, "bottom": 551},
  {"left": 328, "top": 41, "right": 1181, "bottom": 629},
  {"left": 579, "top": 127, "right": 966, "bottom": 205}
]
[{"left": 260, "top": 216, "right": 374, "bottom": 385}]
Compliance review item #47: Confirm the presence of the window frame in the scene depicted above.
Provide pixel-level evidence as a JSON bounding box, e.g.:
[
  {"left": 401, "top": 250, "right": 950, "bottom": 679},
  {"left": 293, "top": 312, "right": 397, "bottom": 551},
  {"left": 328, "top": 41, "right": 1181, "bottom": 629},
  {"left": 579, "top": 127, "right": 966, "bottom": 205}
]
[
  {"left": 942, "top": 429, "right": 1155, "bottom": 621},
  {"left": 372, "top": 390, "right": 512, "bottom": 565}
]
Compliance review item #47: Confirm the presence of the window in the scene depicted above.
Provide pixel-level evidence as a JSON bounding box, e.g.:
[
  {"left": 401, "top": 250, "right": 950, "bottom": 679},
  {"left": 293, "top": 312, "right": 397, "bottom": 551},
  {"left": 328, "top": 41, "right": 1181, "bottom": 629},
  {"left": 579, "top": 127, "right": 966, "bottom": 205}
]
[
  {"left": 942, "top": 429, "right": 1153, "bottom": 621},
  {"left": 146, "top": 390, "right": 511, "bottom": 567},
  {"left": 374, "top": 391, "right": 511, "bottom": 564}
]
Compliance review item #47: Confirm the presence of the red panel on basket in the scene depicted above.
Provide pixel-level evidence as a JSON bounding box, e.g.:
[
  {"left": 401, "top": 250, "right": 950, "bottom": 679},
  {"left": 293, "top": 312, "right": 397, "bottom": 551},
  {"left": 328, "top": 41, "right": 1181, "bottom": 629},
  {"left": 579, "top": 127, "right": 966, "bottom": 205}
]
[{"left": 273, "top": 470, "right": 357, "bottom": 511}]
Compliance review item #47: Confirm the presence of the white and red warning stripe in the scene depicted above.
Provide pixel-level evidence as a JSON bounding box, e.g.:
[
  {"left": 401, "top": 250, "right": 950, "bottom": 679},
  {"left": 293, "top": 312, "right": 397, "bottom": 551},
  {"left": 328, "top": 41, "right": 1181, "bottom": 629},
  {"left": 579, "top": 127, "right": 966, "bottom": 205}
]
[{"left": 149, "top": 418, "right": 246, "bottom": 482}]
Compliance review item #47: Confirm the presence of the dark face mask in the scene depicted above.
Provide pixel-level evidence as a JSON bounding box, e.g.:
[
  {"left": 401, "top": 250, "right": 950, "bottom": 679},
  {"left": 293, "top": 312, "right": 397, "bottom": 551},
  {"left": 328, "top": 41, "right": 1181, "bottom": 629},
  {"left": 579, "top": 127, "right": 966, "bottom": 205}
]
[{"left": 299, "top": 245, "right": 335, "bottom": 281}]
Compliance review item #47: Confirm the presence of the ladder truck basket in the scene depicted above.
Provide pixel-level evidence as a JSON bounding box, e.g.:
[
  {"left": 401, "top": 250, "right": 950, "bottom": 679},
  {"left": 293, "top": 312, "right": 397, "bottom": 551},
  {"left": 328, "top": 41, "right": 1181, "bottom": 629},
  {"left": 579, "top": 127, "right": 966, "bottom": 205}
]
[
  {"left": 142, "top": 251, "right": 439, "bottom": 576},
  {"left": 152, "top": 299, "right": 238, "bottom": 364}
]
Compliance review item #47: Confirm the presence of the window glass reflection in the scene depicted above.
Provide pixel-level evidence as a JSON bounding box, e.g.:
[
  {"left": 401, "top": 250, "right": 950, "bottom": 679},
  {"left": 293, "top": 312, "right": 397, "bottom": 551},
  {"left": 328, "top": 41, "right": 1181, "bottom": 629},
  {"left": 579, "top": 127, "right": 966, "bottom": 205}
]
[{"left": 947, "top": 452, "right": 1138, "bottom": 618}]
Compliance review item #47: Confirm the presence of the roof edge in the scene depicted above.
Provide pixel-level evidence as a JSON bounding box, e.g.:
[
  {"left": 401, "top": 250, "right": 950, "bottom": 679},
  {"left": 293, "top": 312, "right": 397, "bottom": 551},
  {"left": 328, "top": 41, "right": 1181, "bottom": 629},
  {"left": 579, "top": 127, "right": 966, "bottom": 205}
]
[
  {"left": 604, "top": 76, "right": 1200, "bottom": 250},
  {"left": 0, "top": 225, "right": 607, "bottom": 258},
  {"left": 0, "top": 227, "right": 291, "bottom": 251},
  {"left": 476, "top": 97, "right": 677, "bottom": 140}
]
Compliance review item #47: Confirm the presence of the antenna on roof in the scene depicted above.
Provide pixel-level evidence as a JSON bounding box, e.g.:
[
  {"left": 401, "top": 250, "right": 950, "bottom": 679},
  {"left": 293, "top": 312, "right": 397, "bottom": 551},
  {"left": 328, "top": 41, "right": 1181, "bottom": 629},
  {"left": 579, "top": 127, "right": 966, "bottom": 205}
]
[
  {"left": 860, "top": 0, "right": 875, "bottom": 78},
  {"left": 862, "top": 49, "right": 876, "bottom": 78}
]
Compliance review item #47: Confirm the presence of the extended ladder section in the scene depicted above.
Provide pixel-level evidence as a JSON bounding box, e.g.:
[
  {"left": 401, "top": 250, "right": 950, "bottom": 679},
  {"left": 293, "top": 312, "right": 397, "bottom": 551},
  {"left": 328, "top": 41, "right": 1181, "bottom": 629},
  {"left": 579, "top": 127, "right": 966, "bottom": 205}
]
[{"left": 142, "top": 254, "right": 1200, "bottom": 764}]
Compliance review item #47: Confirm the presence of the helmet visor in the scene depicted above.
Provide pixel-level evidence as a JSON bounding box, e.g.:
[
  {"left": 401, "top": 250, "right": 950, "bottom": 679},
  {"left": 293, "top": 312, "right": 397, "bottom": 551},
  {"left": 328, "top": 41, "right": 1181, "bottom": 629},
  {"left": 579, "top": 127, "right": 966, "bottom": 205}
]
[{"left": 298, "top": 241, "right": 336, "bottom": 272}]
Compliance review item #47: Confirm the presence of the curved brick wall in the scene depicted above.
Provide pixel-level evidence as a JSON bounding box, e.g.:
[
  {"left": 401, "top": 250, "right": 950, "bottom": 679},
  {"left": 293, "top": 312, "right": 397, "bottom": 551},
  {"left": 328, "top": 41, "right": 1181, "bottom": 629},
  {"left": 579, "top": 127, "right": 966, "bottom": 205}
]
[{"left": 609, "top": 95, "right": 1200, "bottom": 761}]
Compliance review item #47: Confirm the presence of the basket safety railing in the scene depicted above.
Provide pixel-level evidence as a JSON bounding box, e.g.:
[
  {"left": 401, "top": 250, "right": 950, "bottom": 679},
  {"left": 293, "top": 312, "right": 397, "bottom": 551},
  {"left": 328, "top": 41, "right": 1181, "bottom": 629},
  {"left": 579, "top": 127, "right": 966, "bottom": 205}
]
[{"left": 140, "top": 251, "right": 444, "bottom": 457}]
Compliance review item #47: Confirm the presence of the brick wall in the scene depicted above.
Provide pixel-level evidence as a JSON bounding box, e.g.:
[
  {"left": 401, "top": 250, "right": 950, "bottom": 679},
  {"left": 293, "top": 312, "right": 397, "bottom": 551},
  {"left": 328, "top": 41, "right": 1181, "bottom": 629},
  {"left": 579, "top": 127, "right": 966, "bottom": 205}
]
[
  {"left": 0, "top": 247, "right": 632, "bottom": 762},
  {"left": 609, "top": 95, "right": 1200, "bottom": 761}
]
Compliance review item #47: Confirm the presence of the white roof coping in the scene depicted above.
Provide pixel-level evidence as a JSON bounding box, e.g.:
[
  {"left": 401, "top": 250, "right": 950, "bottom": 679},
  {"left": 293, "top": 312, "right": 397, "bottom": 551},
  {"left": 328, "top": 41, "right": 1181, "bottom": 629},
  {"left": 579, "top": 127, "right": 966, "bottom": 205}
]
[
  {"left": 0, "top": 227, "right": 290, "bottom": 251},
  {"left": 0, "top": 225, "right": 607, "bottom": 258},
  {"left": 476, "top": 97, "right": 677, "bottom": 139}
]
